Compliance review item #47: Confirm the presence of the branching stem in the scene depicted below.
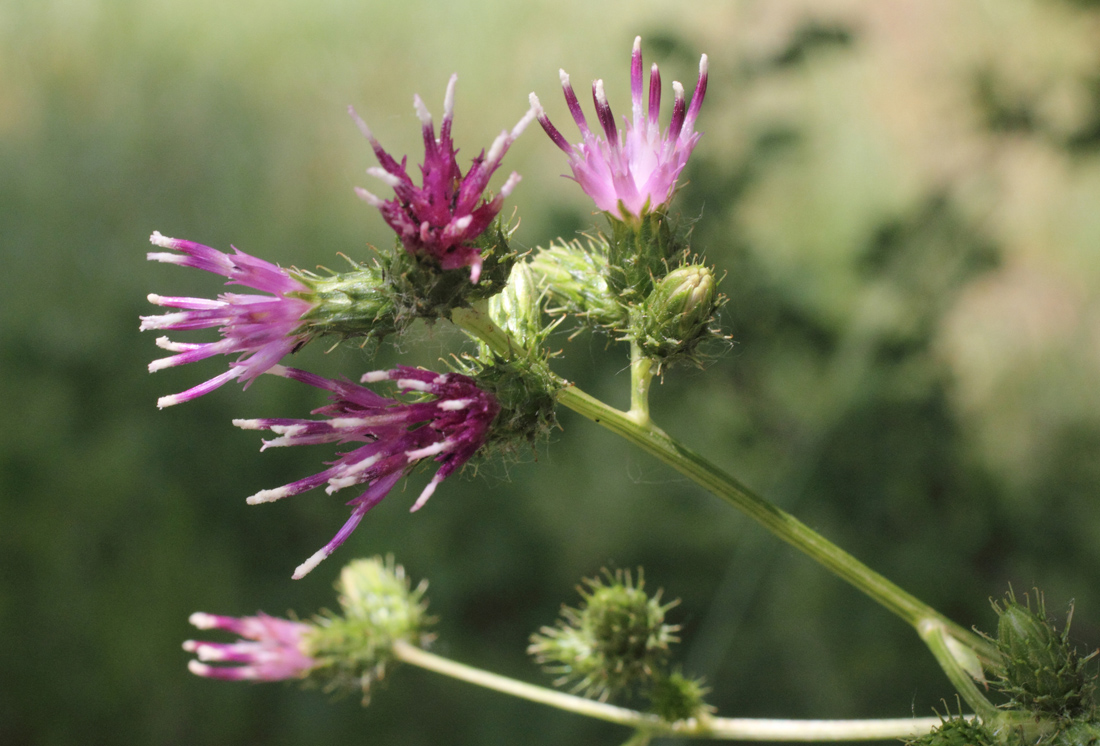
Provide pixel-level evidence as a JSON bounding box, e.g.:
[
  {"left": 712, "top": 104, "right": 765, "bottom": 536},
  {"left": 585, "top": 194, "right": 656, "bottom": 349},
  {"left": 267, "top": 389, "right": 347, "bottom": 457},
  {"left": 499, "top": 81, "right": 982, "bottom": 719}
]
[
  {"left": 449, "top": 305, "right": 998, "bottom": 700},
  {"left": 393, "top": 640, "right": 951, "bottom": 741}
]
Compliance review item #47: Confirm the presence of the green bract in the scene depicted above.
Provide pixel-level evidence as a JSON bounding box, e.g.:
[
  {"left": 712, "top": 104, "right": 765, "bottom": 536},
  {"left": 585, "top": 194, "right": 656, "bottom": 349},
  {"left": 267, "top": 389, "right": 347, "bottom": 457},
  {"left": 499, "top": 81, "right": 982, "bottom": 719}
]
[{"left": 305, "top": 556, "right": 433, "bottom": 701}]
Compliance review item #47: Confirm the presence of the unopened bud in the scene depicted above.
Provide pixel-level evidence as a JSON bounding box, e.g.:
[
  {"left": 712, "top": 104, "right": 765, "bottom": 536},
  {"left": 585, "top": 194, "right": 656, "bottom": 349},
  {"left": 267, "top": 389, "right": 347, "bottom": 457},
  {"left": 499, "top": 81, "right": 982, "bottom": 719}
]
[
  {"left": 529, "top": 569, "right": 680, "bottom": 701},
  {"left": 490, "top": 261, "right": 546, "bottom": 349},
  {"left": 637, "top": 264, "right": 720, "bottom": 364},
  {"left": 989, "top": 590, "right": 1095, "bottom": 718}
]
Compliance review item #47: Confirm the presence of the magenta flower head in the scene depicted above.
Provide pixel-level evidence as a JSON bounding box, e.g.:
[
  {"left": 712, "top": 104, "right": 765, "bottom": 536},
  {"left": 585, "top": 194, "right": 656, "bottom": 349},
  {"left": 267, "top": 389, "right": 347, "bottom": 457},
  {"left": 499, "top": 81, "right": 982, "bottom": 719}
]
[
  {"left": 234, "top": 365, "right": 500, "bottom": 579},
  {"left": 183, "top": 612, "right": 317, "bottom": 682},
  {"left": 530, "top": 36, "right": 708, "bottom": 221},
  {"left": 351, "top": 75, "right": 536, "bottom": 283},
  {"left": 140, "top": 232, "right": 314, "bottom": 408}
]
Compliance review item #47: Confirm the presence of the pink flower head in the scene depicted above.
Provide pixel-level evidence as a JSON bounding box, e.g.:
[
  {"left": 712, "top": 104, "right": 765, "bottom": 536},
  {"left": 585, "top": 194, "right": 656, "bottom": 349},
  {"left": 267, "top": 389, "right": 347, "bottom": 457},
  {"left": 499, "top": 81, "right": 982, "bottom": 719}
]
[
  {"left": 183, "top": 612, "right": 316, "bottom": 682},
  {"left": 140, "top": 232, "right": 314, "bottom": 408},
  {"left": 234, "top": 365, "right": 500, "bottom": 579},
  {"left": 351, "top": 75, "right": 536, "bottom": 283},
  {"left": 530, "top": 37, "right": 708, "bottom": 221}
]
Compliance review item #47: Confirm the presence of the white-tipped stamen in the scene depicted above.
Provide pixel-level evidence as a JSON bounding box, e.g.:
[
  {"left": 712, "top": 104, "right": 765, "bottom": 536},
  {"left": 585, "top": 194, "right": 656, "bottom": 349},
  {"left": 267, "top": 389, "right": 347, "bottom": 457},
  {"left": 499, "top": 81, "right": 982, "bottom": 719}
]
[
  {"left": 699, "top": 53, "right": 708, "bottom": 76},
  {"left": 413, "top": 94, "right": 433, "bottom": 127},
  {"left": 499, "top": 172, "right": 522, "bottom": 199},
  {"left": 510, "top": 105, "right": 537, "bottom": 139},
  {"left": 410, "top": 476, "right": 442, "bottom": 512},
  {"left": 360, "top": 370, "right": 393, "bottom": 383},
  {"left": 154, "top": 337, "right": 199, "bottom": 352},
  {"left": 354, "top": 187, "right": 385, "bottom": 207},
  {"left": 232, "top": 418, "right": 265, "bottom": 430},
  {"left": 188, "top": 660, "right": 214, "bottom": 676},
  {"left": 405, "top": 440, "right": 451, "bottom": 460},
  {"left": 452, "top": 214, "right": 473, "bottom": 232},
  {"left": 443, "top": 73, "right": 457, "bottom": 121},
  {"left": 528, "top": 92, "right": 545, "bottom": 115},
  {"left": 366, "top": 167, "right": 403, "bottom": 189},
  {"left": 148, "top": 357, "right": 178, "bottom": 373},
  {"left": 433, "top": 373, "right": 449, "bottom": 384},
  {"left": 149, "top": 231, "right": 175, "bottom": 248},
  {"left": 559, "top": 69, "right": 571, "bottom": 88},
  {"left": 595, "top": 79, "right": 609, "bottom": 108},
  {"left": 673, "top": 80, "right": 685, "bottom": 101},
  {"left": 192, "top": 644, "right": 230, "bottom": 662},
  {"left": 247, "top": 486, "right": 293, "bottom": 505},
  {"left": 438, "top": 398, "right": 471, "bottom": 411},
  {"left": 189, "top": 612, "right": 219, "bottom": 629},
  {"left": 484, "top": 130, "right": 510, "bottom": 168},
  {"left": 348, "top": 106, "right": 375, "bottom": 143},
  {"left": 157, "top": 393, "right": 186, "bottom": 409},
  {"left": 146, "top": 251, "right": 189, "bottom": 266},
  {"left": 396, "top": 378, "right": 432, "bottom": 392},
  {"left": 292, "top": 548, "right": 330, "bottom": 579}
]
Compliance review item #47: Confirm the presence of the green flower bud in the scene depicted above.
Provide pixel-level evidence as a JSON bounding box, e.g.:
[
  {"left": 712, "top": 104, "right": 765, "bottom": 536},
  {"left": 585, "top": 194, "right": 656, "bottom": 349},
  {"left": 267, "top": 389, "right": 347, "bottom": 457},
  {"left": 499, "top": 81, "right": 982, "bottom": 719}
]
[
  {"left": 647, "top": 671, "right": 713, "bottom": 723},
  {"left": 489, "top": 261, "right": 549, "bottom": 350},
  {"left": 528, "top": 569, "right": 680, "bottom": 701},
  {"left": 528, "top": 239, "right": 625, "bottom": 328},
  {"left": 306, "top": 556, "right": 433, "bottom": 701},
  {"left": 298, "top": 261, "right": 401, "bottom": 344},
  {"left": 989, "top": 590, "right": 1096, "bottom": 719},
  {"left": 636, "top": 263, "right": 721, "bottom": 365}
]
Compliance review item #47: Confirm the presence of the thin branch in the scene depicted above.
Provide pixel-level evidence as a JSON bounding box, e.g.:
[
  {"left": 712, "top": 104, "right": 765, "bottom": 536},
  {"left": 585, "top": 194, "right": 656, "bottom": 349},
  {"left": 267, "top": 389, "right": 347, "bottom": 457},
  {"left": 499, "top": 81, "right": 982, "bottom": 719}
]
[{"left": 393, "top": 640, "right": 952, "bottom": 741}]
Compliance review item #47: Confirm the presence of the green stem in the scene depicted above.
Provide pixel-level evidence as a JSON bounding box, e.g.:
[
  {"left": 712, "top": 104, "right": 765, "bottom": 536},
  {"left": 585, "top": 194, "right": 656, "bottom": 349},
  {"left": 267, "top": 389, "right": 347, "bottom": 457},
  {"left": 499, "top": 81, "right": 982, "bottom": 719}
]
[
  {"left": 629, "top": 339, "right": 654, "bottom": 425},
  {"left": 450, "top": 305, "right": 998, "bottom": 666},
  {"left": 392, "top": 640, "right": 952, "bottom": 741},
  {"left": 917, "top": 620, "right": 998, "bottom": 720}
]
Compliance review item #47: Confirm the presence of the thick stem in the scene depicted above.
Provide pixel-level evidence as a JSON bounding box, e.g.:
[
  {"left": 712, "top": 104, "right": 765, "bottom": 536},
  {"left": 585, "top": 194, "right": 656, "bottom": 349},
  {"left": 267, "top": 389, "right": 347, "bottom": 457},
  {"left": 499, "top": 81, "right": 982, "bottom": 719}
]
[{"left": 392, "top": 640, "right": 951, "bottom": 741}]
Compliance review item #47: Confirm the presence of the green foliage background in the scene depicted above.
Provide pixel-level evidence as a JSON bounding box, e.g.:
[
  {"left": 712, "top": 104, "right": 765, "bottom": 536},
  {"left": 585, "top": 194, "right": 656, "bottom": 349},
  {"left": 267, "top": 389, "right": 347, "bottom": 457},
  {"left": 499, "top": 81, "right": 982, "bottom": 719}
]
[{"left": 5, "top": 1, "right": 1100, "bottom": 743}]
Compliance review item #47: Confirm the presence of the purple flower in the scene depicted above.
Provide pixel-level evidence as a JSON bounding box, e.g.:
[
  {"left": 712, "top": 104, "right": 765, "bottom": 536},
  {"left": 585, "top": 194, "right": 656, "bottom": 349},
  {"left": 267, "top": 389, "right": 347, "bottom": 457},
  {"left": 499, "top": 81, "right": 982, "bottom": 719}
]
[
  {"left": 183, "top": 612, "right": 317, "bottom": 682},
  {"left": 530, "top": 37, "right": 708, "bottom": 221},
  {"left": 351, "top": 75, "right": 536, "bottom": 283},
  {"left": 234, "top": 365, "right": 500, "bottom": 579},
  {"left": 140, "top": 232, "right": 314, "bottom": 408}
]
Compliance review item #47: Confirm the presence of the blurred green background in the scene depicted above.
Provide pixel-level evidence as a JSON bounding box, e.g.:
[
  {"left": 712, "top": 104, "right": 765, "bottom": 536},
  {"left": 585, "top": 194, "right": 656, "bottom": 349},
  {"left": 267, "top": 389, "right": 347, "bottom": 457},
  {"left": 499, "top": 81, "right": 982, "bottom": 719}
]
[{"left": 6, "top": 0, "right": 1100, "bottom": 743}]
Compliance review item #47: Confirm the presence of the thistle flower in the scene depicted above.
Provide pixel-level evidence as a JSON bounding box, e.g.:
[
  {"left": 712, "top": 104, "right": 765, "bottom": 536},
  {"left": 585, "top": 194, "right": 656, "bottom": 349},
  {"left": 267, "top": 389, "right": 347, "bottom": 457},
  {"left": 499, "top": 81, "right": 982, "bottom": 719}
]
[
  {"left": 351, "top": 75, "right": 536, "bottom": 283},
  {"left": 234, "top": 365, "right": 500, "bottom": 579},
  {"left": 183, "top": 612, "right": 317, "bottom": 681},
  {"left": 140, "top": 232, "right": 314, "bottom": 408},
  {"left": 530, "top": 36, "right": 708, "bottom": 221}
]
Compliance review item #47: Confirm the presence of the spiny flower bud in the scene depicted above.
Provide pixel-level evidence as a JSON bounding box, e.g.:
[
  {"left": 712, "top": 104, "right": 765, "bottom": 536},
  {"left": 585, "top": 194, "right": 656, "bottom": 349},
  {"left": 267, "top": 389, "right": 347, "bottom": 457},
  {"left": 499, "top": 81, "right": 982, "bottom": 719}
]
[
  {"left": 528, "top": 569, "right": 680, "bottom": 702},
  {"left": 528, "top": 239, "right": 624, "bottom": 328},
  {"left": 307, "top": 556, "right": 433, "bottom": 700},
  {"left": 989, "top": 590, "right": 1096, "bottom": 719},
  {"left": 637, "top": 263, "right": 721, "bottom": 366},
  {"left": 904, "top": 716, "right": 997, "bottom": 746},
  {"left": 647, "top": 671, "right": 713, "bottom": 723}
]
